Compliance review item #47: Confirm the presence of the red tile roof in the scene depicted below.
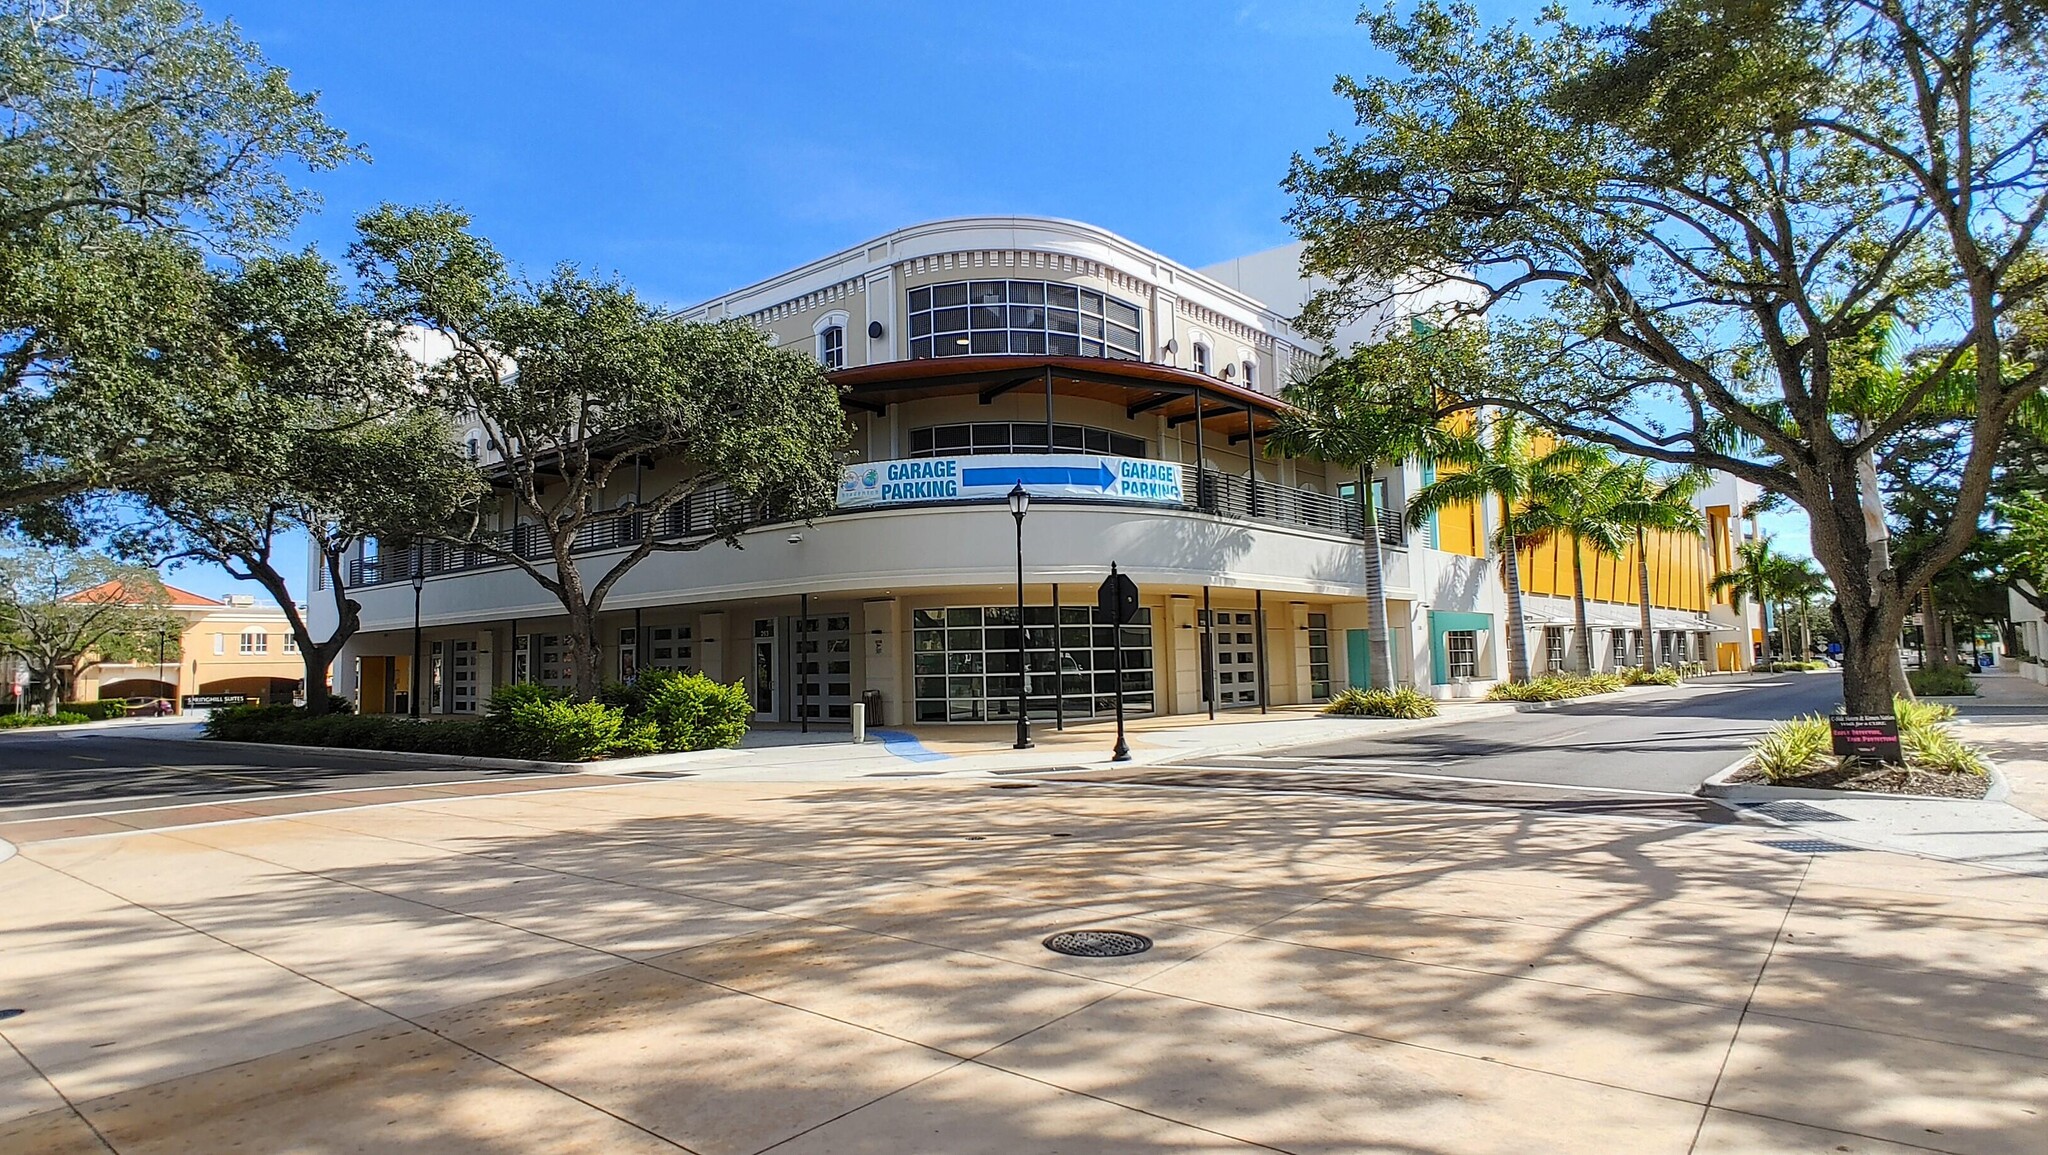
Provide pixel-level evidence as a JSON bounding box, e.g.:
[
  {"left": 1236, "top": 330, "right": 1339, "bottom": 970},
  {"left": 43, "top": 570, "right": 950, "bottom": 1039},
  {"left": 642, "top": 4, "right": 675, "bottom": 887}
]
[{"left": 60, "top": 579, "right": 222, "bottom": 608}]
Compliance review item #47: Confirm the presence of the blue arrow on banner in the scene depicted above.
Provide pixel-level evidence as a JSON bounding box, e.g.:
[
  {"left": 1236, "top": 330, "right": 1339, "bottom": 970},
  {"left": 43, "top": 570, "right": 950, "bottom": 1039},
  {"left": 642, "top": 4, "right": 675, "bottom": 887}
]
[{"left": 962, "top": 462, "right": 1118, "bottom": 491}]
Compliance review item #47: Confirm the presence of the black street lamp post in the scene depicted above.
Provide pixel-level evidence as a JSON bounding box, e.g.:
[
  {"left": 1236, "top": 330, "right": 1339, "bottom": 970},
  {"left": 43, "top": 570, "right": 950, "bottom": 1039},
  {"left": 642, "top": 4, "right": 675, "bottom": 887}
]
[
  {"left": 1009, "top": 483, "right": 1032, "bottom": 750},
  {"left": 410, "top": 559, "right": 425, "bottom": 719}
]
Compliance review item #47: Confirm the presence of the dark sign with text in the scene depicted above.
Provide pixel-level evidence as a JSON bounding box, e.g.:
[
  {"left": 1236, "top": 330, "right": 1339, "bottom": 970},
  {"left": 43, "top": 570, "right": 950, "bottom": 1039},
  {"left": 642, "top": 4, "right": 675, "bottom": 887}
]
[
  {"left": 183, "top": 694, "right": 255, "bottom": 710},
  {"left": 1830, "top": 714, "right": 1903, "bottom": 764}
]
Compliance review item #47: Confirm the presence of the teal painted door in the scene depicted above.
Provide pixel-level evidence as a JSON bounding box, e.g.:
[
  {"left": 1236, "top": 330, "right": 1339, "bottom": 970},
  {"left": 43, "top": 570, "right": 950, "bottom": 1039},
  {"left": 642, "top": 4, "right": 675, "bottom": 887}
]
[{"left": 1346, "top": 629, "right": 1371, "bottom": 690}]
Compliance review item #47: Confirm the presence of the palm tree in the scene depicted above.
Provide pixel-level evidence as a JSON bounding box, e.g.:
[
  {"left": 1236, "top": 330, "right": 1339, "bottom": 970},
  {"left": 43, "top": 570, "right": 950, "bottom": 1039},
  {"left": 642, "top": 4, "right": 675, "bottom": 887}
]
[
  {"left": 1519, "top": 450, "right": 1637, "bottom": 672},
  {"left": 1711, "top": 538, "right": 1814, "bottom": 666},
  {"left": 1604, "top": 462, "right": 1708, "bottom": 672},
  {"left": 1266, "top": 345, "right": 1455, "bottom": 690},
  {"left": 1408, "top": 416, "right": 1597, "bottom": 684},
  {"left": 1776, "top": 558, "right": 1829, "bottom": 661}
]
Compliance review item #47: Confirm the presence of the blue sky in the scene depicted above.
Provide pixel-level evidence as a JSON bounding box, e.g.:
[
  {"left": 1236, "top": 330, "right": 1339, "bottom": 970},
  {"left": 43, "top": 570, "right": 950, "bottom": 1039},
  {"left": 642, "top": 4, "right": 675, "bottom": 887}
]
[{"left": 167, "top": 0, "right": 1806, "bottom": 603}]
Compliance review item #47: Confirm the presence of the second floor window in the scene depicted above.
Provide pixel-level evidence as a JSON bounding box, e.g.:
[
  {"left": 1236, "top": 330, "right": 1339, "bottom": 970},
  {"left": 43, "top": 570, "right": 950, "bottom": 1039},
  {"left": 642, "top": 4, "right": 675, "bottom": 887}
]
[
  {"left": 907, "top": 280, "right": 1142, "bottom": 361},
  {"left": 1241, "top": 360, "right": 1257, "bottom": 389},
  {"left": 909, "top": 422, "right": 1146, "bottom": 459},
  {"left": 239, "top": 632, "right": 268, "bottom": 655},
  {"left": 818, "top": 325, "right": 845, "bottom": 369},
  {"left": 1193, "top": 343, "right": 1211, "bottom": 375},
  {"left": 283, "top": 634, "right": 299, "bottom": 654}
]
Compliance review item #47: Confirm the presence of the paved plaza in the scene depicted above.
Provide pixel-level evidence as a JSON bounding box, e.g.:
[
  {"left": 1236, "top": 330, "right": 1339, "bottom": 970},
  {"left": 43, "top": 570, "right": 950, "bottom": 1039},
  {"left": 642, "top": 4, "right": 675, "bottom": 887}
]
[{"left": 0, "top": 677, "right": 2043, "bottom": 1154}]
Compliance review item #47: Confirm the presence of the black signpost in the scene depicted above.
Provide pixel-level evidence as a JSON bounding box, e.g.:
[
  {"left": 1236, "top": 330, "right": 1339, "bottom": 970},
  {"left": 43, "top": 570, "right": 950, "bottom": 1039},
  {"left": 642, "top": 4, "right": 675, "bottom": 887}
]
[
  {"left": 1097, "top": 563, "right": 1140, "bottom": 762},
  {"left": 1830, "top": 713, "right": 1904, "bottom": 764}
]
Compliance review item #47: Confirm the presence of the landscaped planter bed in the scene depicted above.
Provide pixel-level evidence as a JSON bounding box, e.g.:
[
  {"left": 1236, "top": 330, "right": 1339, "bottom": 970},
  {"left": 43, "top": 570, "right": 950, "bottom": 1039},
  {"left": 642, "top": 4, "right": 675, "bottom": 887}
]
[{"left": 1724, "top": 762, "right": 1991, "bottom": 800}]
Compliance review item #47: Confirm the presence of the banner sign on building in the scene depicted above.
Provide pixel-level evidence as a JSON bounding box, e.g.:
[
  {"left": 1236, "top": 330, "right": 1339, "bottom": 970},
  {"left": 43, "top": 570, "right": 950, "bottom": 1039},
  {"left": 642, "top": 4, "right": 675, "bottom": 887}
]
[
  {"left": 838, "top": 454, "right": 1185, "bottom": 510},
  {"left": 1829, "top": 713, "right": 1904, "bottom": 764}
]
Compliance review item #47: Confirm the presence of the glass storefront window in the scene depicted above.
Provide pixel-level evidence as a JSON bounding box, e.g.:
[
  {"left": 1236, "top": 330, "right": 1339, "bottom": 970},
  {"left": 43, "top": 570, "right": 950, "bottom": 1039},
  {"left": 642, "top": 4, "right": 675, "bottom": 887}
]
[{"left": 913, "top": 603, "right": 1152, "bottom": 723}]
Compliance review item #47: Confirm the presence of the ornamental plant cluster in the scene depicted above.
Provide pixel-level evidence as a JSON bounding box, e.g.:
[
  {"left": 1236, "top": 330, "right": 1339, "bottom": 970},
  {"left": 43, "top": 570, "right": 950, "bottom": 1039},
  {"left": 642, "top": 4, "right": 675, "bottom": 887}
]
[
  {"left": 1750, "top": 700, "right": 1989, "bottom": 782},
  {"left": 1323, "top": 686, "right": 1439, "bottom": 718},
  {"left": 204, "top": 670, "right": 751, "bottom": 761},
  {"left": 1487, "top": 672, "right": 1626, "bottom": 701}
]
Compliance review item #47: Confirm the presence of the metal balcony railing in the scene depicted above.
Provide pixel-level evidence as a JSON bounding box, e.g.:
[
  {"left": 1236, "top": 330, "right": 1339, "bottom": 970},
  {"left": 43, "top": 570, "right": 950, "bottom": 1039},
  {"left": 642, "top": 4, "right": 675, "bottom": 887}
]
[{"left": 341, "top": 470, "right": 1405, "bottom": 589}]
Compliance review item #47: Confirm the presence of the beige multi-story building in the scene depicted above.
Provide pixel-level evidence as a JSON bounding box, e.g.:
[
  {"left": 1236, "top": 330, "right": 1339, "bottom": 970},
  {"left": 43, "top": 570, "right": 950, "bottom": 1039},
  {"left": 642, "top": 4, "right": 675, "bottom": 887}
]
[
  {"left": 317, "top": 217, "right": 1761, "bottom": 726},
  {"left": 65, "top": 581, "right": 306, "bottom": 710}
]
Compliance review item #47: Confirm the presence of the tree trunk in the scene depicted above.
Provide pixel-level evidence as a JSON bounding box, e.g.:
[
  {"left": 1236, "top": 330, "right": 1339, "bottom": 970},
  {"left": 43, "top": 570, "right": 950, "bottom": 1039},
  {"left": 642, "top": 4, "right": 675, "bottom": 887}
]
[
  {"left": 1501, "top": 529, "right": 1531, "bottom": 684},
  {"left": 1570, "top": 541, "right": 1593, "bottom": 673},
  {"left": 1636, "top": 528, "right": 1655, "bottom": 672},
  {"left": 1358, "top": 466, "right": 1396, "bottom": 690},
  {"left": 566, "top": 615, "right": 603, "bottom": 699},
  {"left": 1779, "top": 605, "right": 1794, "bottom": 665}
]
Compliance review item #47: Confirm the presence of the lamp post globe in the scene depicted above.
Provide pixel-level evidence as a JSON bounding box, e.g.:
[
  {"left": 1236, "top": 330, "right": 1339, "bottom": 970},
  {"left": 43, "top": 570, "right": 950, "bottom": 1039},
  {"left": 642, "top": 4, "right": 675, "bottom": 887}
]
[{"left": 1008, "top": 483, "right": 1032, "bottom": 749}]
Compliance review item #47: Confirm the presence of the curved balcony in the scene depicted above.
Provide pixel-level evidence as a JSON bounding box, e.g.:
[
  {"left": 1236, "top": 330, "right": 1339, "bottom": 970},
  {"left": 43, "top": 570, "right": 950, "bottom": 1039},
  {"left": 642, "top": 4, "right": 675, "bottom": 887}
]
[{"left": 340, "top": 468, "right": 1404, "bottom": 590}]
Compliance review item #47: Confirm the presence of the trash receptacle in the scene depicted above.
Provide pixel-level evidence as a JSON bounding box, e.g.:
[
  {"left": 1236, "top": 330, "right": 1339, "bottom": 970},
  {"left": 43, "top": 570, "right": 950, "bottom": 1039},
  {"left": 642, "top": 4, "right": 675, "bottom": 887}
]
[{"left": 860, "top": 690, "right": 885, "bottom": 728}]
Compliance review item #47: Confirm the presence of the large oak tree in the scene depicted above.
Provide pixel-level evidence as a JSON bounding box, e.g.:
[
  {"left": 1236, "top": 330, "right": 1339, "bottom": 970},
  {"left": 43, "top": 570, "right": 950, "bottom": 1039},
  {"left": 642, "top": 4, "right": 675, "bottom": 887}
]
[
  {"left": 1, "top": 0, "right": 357, "bottom": 531},
  {"left": 1286, "top": 0, "right": 2048, "bottom": 712},
  {"left": 351, "top": 206, "right": 848, "bottom": 698}
]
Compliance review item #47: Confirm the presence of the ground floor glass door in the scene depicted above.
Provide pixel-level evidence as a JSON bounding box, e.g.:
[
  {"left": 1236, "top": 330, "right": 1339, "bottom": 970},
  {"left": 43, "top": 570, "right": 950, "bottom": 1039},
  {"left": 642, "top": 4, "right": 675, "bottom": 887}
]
[
  {"left": 1203, "top": 610, "right": 1261, "bottom": 708},
  {"left": 449, "top": 640, "right": 476, "bottom": 713},
  {"left": 794, "top": 613, "right": 853, "bottom": 721}
]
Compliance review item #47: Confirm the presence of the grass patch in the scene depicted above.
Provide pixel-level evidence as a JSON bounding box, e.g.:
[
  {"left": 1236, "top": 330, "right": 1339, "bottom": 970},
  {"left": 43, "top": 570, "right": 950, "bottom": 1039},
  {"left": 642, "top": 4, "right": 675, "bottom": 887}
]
[{"left": 1323, "top": 686, "right": 1439, "bottom": 718}]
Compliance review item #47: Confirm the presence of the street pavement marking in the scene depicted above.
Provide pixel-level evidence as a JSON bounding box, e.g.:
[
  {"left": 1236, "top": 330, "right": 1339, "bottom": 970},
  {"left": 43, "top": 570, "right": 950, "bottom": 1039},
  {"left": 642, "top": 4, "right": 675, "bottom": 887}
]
[
  {"left": 0, "top": 772, "right": 573, "bottom": 823},
  {"left": 1161, "top": 760, "right": 1702, "bottom": 798}
]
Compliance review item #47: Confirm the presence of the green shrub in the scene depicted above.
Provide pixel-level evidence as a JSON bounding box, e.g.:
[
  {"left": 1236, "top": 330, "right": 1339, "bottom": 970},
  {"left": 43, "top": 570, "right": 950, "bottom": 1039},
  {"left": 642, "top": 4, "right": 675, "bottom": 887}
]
[
  {"left": 1621, "top": 666, "right": 1682, "bottom": 686},
  {"left": 501, "top": 699, "right": 622, "bottom": 762},
  {"left": 64, "top": 700, "right": 131, "bottom": 720},
  {"left": 1486, "top": 673, "right": 1626, "bottom": 702},
  {"left": 609, "top": 717, "right": 663, "bottom": 756},
  {"left": 1751, "top": 714, "right": 1833, "bottom": 781},
  {"left": 486, "top": 682, "right": 568, "bottom": 719},
  {"left": 1323, "top": 685, "right": 1439, "bottom": 718},
  {"left": 1906, "top": 664, "right": 1976, "bottom": 697},
  {"left": 640, "top": 672, "right": 751, "bottom": 750},
  {"left": 1753, "top": 660, "right": 1829, "bottom": 673}
]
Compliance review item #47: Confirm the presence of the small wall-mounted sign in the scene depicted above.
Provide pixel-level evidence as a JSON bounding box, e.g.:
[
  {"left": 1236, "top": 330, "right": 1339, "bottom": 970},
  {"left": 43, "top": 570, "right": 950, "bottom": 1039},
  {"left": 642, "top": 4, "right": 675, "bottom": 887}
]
[
  {"left": 183, "top": 693, "right": 256, "bottom": 710},
  {"left": 1829, "top": 714, "right": 1904, "bottom": 764}
]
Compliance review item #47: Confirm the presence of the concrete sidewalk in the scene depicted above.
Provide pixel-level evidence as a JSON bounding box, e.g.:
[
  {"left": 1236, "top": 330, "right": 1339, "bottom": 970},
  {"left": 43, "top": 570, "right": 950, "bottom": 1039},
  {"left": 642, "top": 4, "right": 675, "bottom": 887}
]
[{"left": 2, "top": 764, "right": 2045, "bottom": 1153}]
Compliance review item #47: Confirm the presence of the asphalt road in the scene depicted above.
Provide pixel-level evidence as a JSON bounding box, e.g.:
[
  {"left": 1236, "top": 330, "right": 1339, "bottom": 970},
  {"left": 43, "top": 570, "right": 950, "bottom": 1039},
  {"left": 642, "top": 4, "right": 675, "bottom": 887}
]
[
  {"left": 0, "top": 723, "right": 560, "bottom": 821},
  {"left": 1039, "top": 673, "right": 1847, "bottom": 823}
]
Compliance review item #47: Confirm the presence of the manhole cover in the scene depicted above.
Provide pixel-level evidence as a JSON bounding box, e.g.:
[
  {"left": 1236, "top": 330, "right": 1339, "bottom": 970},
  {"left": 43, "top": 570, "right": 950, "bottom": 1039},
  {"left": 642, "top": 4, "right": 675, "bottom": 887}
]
[{"left": 1043, "top": 930, "right": 1153, "bottom": 958}]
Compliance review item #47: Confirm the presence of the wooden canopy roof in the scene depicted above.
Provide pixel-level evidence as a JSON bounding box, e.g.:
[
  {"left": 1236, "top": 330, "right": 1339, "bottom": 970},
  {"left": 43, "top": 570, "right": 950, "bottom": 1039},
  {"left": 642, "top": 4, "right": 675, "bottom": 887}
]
[{"left": 828, "top": 354, "right": 1286, "bottom": 447}]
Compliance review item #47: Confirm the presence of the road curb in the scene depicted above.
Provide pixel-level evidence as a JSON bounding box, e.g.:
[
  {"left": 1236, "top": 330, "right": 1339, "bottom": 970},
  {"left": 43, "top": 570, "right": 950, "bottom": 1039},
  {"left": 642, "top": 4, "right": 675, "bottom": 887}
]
[{"left": 1698, "top": 755, "right": 2011, "bottom": 803}]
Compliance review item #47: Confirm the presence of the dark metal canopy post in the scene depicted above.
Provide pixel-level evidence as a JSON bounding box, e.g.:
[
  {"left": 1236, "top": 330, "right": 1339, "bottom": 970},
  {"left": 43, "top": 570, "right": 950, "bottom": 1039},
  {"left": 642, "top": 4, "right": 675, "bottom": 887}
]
[
  {"left": 1246, "top": 405, "right": 1260, "bottom": 518},
  {"left": 1052, "top": 582, "right": 1064, "bottom": 731},
  {"left": 1203, "top": 584, "right": 1216, "bottom": 720},
  {"left": 1110, "top": 563, "right": 1130, "bottom": 762},
  {"left": 1043, "top": 366, "right": 1055, "bottom": 453},
  {"left": 1192, "top": 389, "right": 1206, "bottom": 512},
  {"left": 1009, "top": 483, "right": 1033, "bottom": 749},
  {"left": 1255, "top": 588, "right": 1269, "bottom": 714}
]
